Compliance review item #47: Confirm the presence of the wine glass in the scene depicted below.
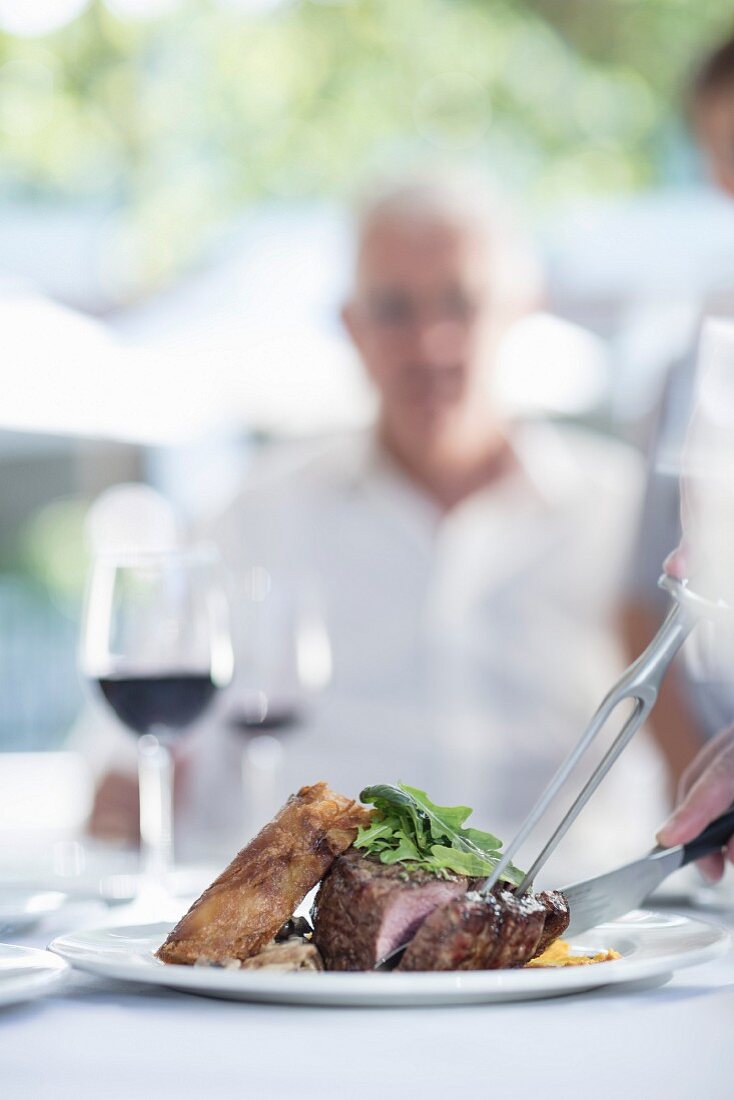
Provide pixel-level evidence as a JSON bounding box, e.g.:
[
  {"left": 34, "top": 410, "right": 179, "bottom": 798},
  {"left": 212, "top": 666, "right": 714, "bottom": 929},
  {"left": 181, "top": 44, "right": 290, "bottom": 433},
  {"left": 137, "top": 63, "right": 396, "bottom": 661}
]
[
  {"left": 80, "top": 545, "right": 233, "bottom": 905},
  {"left": 228, "top": 567, "right": 332, "bottom": 834}
]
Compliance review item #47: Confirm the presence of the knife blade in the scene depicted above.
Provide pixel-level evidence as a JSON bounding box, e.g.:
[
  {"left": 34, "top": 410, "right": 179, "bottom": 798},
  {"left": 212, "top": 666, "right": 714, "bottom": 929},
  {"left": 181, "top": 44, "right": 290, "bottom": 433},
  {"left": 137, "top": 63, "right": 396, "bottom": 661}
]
[{"left": 562, "top": 805, "right": 734, "bottom": 937}]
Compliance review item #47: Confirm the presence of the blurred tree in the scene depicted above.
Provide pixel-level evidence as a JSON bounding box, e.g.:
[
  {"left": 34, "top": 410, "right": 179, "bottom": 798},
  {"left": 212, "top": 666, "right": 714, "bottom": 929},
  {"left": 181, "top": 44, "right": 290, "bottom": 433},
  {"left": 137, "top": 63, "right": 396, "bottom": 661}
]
[{"left": 0, "top": 0, "right": 732, "bottom": 296}]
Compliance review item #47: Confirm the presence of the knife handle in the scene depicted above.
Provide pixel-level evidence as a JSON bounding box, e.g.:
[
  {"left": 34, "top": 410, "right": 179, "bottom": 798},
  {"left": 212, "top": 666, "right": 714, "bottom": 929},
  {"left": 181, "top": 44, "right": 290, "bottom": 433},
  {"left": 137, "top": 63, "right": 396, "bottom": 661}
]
[{"left": 680, "top": 806, "right": 734, "bottom": 866}]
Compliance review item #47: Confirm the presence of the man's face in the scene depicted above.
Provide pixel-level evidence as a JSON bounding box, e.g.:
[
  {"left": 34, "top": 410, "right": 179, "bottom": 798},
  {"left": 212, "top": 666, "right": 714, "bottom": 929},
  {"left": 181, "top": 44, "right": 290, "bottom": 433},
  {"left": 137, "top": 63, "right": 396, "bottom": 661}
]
[
  {"left": 343, "top": 216, "right": 499, "bottom": 444},
  {"left": 695, "top": 87, "right": 734, "bottom": 197}
]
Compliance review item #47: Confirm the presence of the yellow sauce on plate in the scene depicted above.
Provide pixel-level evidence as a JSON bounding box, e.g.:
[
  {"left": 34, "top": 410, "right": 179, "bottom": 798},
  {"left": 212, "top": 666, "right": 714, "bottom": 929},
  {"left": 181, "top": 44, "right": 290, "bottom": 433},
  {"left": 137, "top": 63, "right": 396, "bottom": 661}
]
[{"left": 526, "top": 939, "right": 621, "bottom": 968}]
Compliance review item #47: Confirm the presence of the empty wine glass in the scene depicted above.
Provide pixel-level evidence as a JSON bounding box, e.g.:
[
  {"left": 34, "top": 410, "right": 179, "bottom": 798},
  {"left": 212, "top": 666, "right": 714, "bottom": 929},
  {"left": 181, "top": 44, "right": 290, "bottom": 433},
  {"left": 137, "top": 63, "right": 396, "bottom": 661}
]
[
  {"left": 228, "top": 567, "right": 332, "bottom": 834},
  {"left": 80, "top": 545, "right": 233, "bottom": 906}
]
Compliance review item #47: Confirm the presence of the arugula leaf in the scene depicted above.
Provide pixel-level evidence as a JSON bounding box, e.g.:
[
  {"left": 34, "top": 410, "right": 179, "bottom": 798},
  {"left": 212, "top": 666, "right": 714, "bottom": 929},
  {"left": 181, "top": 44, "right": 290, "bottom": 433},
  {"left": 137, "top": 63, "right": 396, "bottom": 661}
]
[
  {"left": 399, "top": 785, "right": 497, "bottom": 860},
  {"left": 355, "top": 782, "right": 523, "bottom": 885},
  {"left": 378, "top": 835, "right": 423, "bottom": 864},
  {"left": 463, "top": 826, "right": 503, "bottom": 852},
  {"left": 353, "top": 819, "right": 394, "bottom": 847},
  {"left": 359, "top": 784, "right": 414, "bottom": 810},
  {"left": 428, "top": 845, "right": 499, "bottom": 877},
  {"left": 400, "top": 784, "right": 473, "bottom": 834}
]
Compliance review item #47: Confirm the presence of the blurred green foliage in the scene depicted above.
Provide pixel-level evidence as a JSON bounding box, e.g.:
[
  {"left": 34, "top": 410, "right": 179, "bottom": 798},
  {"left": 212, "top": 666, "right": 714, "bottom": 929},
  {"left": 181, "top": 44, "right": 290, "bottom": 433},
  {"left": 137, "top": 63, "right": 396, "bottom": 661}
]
[
  {"left": 20, "top": 497, "right": 90, "bottom": 607},
  {"left": 0, "top": 0, "right": 733, "bottom": 291}
]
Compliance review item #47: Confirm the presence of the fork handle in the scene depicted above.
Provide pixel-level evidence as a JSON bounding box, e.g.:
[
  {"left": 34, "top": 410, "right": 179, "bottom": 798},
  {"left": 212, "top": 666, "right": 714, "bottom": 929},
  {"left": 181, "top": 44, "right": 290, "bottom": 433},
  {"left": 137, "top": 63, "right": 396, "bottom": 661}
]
[{"left": 681, "top": 806, "right": 734, "bottom": 866}]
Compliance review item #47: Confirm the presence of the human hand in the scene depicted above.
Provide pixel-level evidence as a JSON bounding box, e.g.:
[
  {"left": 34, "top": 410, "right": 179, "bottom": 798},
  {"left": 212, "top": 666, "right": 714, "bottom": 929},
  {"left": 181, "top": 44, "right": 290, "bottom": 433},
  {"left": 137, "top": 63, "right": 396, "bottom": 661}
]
[
  {"left": 661, "top": 465, "right": 691, "bottom": 581},
  {"left": 656, "top": 724, "right": 734, "bottom": 882},
  {"left": 662, "top": 543, "right": 687, "bottom": 581}
]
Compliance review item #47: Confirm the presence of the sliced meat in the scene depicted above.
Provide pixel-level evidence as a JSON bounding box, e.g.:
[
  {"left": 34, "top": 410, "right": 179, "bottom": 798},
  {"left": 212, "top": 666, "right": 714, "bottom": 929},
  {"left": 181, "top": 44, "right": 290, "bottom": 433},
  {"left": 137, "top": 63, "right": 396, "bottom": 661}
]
[
  {"left": 311, "top": 849, "right": 469, "bottom": 971},
  {"left": 157, "top": 782, "right": 371, "bottom": 965},
  {"left": 399, "top": 888, "right": 546, "bottom": 971},
  {"left": 488, "top": 890, "right": 546, "bottom": 969},
  {"left": 398, "top": 891, "right": 503, "bottom": 971},
  {"left": 532, "top": 890, "right": 571, "bottom": 958}
]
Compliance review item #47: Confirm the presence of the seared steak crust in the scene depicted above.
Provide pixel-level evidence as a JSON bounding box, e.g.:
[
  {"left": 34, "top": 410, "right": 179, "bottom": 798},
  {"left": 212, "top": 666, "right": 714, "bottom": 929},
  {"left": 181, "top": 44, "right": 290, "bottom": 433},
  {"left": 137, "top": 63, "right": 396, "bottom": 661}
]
[
  {"left": 398, "top": 888, "right": 546, "bottom": 972},
  {"left": 532, "top": 890, "right": 570, "bottom": 958},
  {"left": 488, "top": 890, "right": 546, "bottom": 969},
  {"left": 398, "top": 892, "right": 503, "bottom": 971},
  {"left": 312, "top": 849, "right": 469, "bottom": 971},
  {"left": 157, "top": 783, "right": 371, "bottom": 965}
]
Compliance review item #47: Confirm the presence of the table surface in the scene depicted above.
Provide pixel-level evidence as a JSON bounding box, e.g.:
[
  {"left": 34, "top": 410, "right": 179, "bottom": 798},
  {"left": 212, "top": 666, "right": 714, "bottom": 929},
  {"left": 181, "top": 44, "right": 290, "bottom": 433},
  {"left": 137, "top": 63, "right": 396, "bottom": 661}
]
[{"left": 1, "top": 899, "right": 734, "bottom": 1100}]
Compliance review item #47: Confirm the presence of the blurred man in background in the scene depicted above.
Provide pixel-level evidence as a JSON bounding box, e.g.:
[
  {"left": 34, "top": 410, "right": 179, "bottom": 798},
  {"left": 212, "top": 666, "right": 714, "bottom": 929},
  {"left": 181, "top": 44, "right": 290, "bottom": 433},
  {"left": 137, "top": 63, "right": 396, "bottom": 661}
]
[
  {"left": 91, "top": 170, "right": 666, "bottom": 877},
  {"left": 623, "top": 34, "right": 734, "bottom": 796}
]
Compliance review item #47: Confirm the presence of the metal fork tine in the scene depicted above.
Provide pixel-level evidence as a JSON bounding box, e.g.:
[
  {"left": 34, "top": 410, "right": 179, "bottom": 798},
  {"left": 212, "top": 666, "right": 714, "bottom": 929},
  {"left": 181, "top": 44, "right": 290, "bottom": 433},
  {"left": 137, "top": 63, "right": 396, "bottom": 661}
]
[
  {"left": 513, "top": 696, "right": 649, "bottom": 894},
  {"left": 480, "top": 590, "right": 695, "bottom": 897},
  {"left": 478, "top": 687, "right": 629, "bottom": 895}
]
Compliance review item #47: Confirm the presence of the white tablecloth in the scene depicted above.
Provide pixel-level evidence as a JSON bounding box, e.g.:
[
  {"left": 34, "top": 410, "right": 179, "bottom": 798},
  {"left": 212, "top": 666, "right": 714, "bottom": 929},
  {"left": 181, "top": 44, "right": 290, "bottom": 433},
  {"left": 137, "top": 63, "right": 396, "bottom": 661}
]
[{"left": 2, "top": 900, "right": 734, "bottom": 1100}]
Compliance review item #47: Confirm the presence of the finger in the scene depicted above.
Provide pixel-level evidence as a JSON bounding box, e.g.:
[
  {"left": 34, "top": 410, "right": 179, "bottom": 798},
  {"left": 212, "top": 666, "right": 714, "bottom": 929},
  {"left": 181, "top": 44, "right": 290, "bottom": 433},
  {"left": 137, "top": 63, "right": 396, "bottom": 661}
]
[
  {"left": 727, "top": 836, "right": 734, "bottom": 866},
  {"left": 675, "top": 725, "right": 734, "bottom": 801},
  {"left": 663, "top": 546, "right": 687, "bottom": 580},
  {"left": 696, "top": 852, "right": 725, "bottom": 885},
  {"left": 658, "top": 774, "right": 732, "bottom": 846},
  {"left": 657, "top": 744, "right": 734, "bottom": 846}
]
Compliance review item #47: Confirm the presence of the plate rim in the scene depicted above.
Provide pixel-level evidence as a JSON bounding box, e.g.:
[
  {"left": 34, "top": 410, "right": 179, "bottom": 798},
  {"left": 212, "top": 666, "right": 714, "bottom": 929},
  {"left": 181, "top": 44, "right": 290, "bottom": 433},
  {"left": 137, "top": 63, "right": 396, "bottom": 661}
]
[
  {"left": 47, "top": 909, "right": 731, "bottom": 1004},
  {"left": 0, "top": 942, "right": 69, "bottom": 1008},
  {"left": 0, "top": 889, "right": 69, "bottom": 932}
]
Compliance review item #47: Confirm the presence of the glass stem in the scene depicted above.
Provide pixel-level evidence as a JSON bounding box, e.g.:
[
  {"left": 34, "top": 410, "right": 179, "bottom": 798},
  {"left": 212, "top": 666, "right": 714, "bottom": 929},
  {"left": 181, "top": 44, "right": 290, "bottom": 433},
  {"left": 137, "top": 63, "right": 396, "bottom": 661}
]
[
  {"left": 242, "top": 734, "right": 283, "bottom": 838},
  {"left": 138, "top": 732, "right": 174, "bottom": 889}
]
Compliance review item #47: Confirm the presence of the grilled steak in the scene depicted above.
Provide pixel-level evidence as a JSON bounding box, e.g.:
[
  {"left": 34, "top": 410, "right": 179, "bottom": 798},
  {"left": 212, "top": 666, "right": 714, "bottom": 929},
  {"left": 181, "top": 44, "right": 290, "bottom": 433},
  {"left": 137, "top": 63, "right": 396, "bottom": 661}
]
[
  {"left": 157, "top": 782, "right": 371, "bottom": 965},
  {"left": 532, "top": 890, "right": 570, "bottom": 958},
  {"left": 398, "top": 890, "right": 503, "bottom": 971},
  {"left": 311, "top": 849, "right": 469, "bottom": 970},
  {"left": 398, "top": 888, "right": 546, "bottom": 971},
  {"left": 488, "top": 890, "right": 546, "bottom": 968}
]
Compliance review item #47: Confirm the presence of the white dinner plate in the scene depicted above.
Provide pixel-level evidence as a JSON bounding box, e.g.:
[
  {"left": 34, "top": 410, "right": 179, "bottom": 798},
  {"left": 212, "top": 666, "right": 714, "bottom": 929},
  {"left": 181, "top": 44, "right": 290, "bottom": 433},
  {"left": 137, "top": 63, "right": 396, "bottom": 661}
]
[
  {"left": 0, "top": 943, "right": 69, "bottom": 1008},
  {"left": 49, "top": 909, "right": 730, "bottom": 1006},
  {"left": 0, "top": 888, "right": 68, "bottom": 936}
]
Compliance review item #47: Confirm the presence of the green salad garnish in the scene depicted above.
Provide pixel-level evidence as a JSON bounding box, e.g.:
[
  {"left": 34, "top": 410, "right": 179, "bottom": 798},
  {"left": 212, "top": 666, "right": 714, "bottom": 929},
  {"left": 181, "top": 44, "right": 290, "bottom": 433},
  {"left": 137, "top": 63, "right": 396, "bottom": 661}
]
[{"left": 354, "top": 782, "right": 524, "bottom": 886}]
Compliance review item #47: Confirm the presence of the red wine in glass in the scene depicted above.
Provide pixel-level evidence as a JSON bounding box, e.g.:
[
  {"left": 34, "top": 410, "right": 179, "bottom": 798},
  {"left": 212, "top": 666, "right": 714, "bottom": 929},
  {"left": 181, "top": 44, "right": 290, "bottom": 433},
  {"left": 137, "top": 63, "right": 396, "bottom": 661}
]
[
  {"left": 229, "top": 693, "right": 305, "bottom": 737},
  {"left": 96, "top": 673, "right": 218, "bottom": 736},
  {"left": 80, "top": 546, "right": 232, "bottom": 905}
]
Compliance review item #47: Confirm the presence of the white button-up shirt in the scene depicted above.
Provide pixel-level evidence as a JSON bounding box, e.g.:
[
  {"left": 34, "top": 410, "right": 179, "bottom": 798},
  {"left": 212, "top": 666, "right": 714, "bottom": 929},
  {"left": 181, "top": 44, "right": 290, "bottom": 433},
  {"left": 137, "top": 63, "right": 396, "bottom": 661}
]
[{"left": 194, "top": 420, "right": 667, "bottom": 883}]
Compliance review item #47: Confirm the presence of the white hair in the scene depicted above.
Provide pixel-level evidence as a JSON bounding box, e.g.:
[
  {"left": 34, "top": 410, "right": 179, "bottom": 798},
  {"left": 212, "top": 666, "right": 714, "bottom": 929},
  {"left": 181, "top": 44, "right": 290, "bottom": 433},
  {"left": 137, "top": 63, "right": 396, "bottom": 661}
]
[{"left": 352, "top": 167, "right": 544, "bottom": 308}]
